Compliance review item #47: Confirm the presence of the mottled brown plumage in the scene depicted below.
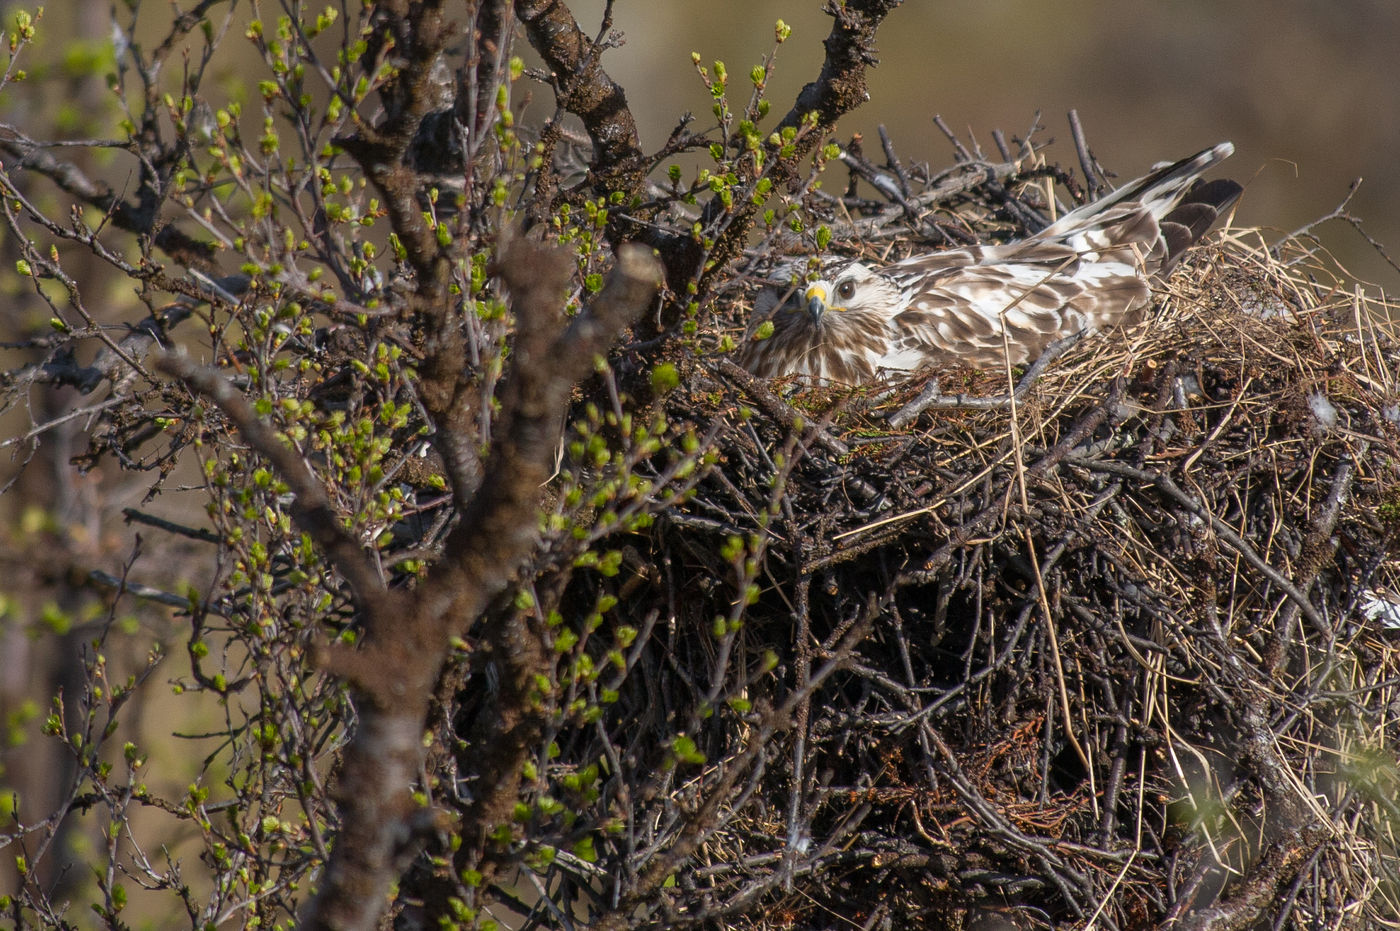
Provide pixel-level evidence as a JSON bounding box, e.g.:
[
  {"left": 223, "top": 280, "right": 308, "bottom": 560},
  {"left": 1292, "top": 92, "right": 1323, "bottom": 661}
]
[{"left": 740, "top": 143, "right": 1243, "bottom": 383}]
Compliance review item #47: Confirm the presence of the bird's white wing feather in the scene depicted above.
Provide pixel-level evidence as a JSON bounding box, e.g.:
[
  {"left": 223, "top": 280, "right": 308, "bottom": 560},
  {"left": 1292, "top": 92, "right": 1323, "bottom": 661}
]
[{"left": 876, "top": 242, "right": 1151, "bottom": 369}]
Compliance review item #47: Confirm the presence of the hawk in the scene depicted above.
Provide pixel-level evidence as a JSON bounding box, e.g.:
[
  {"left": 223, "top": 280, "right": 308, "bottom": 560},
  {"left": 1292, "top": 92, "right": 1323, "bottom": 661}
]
[{"left": 740, "top": 143, "right": 1243, "bottom": 383}]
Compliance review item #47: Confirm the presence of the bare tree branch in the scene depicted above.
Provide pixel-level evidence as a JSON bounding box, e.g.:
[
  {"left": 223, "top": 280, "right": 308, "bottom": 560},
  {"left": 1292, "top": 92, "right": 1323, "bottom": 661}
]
[
  {"left": 0, "top": 125, "right": 219, "bottom": 269},
  {"left": 514, "top": 0, "right": 645, "bottom": 195},
  {"left": 1172, "top": 821, "right": 1330, "bottom": 931},
  {"left": 776, "top": 0, "right": 905, "bottom": 134}
]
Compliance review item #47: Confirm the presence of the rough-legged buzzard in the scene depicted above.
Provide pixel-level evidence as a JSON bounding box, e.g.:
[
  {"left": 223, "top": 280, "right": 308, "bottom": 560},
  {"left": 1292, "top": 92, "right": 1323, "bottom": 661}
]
[{"left": 740, "top": 143, "right": 1242, "bottom": 383}]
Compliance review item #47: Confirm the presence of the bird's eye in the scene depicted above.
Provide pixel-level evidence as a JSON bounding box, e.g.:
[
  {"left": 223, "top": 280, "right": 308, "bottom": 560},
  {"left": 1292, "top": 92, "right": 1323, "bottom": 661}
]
[{"left": 836, "top": 280, "right": 856, "bottom": 301}]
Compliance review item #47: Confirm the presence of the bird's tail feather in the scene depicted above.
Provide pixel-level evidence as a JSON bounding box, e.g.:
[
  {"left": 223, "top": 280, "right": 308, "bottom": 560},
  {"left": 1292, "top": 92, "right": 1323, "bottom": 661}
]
[
  {"left": 1032, "top": 142, "right": 1241, "bottom": 270},
  {"left": 1099, "top": 142, "right": 1235, "bottom": 217},
  {"left": 1157, "top": 177, "right": 1244, "bottom": 271},
  {"left": 1044, "top": 142, "right": 1237, "bottom": 234}
]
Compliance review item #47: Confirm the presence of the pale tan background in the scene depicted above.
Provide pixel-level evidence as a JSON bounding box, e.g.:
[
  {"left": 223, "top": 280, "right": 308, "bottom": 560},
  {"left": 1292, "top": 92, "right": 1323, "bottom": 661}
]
[
  {"left": 9, "top": 1, "right": 1399, "bottom": 286},
  {"left": 568, "top": 0, "right": 1400, "bottom": 289}
]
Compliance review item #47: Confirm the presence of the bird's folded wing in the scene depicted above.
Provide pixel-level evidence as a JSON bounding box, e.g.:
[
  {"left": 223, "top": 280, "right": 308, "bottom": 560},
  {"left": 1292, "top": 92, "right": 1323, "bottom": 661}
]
[{"left": 882, "top": 257, "right": 1151, "bottom": 369}]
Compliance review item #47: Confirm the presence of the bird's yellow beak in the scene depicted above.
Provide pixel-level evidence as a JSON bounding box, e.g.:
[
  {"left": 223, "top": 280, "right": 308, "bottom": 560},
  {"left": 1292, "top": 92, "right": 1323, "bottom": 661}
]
[{"left": 804, "top": 284, "right": 828, "bottom": 323}]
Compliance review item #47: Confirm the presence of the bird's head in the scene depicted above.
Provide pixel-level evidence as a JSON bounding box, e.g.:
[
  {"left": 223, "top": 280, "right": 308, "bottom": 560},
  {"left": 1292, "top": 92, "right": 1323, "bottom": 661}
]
[
  {"left": 741, "top": 259, "right": 906, "bottom": 380},
  {"left": 742, "top": 257, "right": 923, "bottom": 380},
  {"left": 759, "top": 260, "right": 902, "bottom": 330}
]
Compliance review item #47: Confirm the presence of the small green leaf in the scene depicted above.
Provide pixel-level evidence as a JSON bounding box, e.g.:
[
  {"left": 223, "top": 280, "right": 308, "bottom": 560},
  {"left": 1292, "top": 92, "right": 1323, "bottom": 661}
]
[{"left": 650, "top": 362, "right": 679, "bottom": 394}]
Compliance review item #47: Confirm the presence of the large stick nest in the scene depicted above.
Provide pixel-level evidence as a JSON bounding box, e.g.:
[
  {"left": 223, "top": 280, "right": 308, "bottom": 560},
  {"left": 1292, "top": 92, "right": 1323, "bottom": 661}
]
[{"left": 582, "top": 188, "right": 1400, "bottom": 928}]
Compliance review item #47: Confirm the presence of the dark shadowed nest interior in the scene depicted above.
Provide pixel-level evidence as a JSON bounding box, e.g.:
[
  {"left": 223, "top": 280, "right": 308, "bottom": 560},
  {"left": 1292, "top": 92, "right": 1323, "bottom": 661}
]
[{"left": 542, "top": 151, "right": 1400, "bottom": 929}]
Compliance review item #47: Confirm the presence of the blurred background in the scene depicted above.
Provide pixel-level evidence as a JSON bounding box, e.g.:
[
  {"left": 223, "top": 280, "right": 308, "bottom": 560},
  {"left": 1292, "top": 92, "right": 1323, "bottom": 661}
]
[
  {"left": 567, "top": 0, "right": 1400, "bottom": 290},
  {"left": 7, "top": 1, "right": 1397, "bottom": 285}
]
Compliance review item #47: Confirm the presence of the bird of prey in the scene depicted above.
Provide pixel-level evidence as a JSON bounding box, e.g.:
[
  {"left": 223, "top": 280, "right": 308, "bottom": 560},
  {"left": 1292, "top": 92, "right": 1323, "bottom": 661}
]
[{"left": 739, "top": 143, "right": 1242, "bottom": 383}]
